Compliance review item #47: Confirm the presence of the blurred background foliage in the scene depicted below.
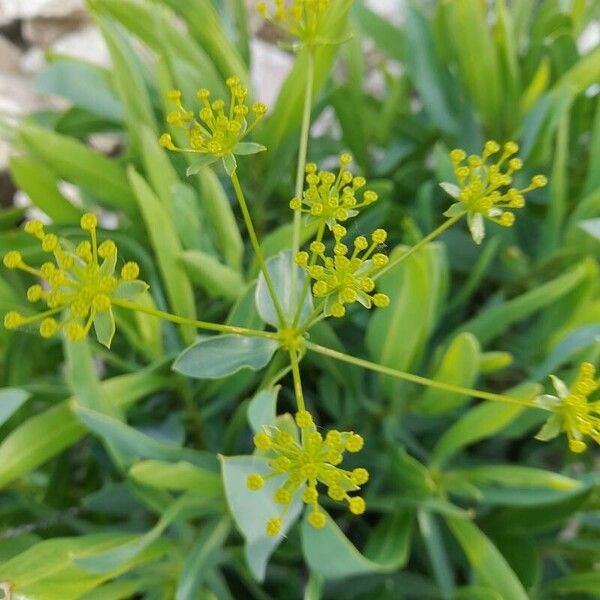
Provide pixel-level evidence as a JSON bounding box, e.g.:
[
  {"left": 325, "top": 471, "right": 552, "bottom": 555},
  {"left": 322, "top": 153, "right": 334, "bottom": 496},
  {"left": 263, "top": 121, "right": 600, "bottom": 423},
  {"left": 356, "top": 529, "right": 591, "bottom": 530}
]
[{"left": 0, "top": 0, "right": 599, "bottom": 598}]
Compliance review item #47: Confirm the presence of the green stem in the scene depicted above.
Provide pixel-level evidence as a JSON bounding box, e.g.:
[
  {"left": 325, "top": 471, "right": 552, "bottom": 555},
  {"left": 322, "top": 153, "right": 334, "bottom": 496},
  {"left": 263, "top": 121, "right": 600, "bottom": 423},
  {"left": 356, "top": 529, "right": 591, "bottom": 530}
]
[
  {"left": 298, "top": 304, "right": 325, "bottom": 334},
  {"left": 229, "top": 171, "right": 287, "bottom": 328},
  {"left": 375, "top": 213, "right": 464, "bottom": 280},
  {"left": 303, "top": 340, "right": 540, "bottom": 409},
  {"left": 293, "top": 221, "right": 324, "bottom": 327},
  {"left": 111, "top": 298, "right": 278, "bottom": 340},
  {"left": 288, "top": 348, "right": 305, "bottom": 412},
  {"left": 291, "top": 49, "right": 315, "bottom": 293}
]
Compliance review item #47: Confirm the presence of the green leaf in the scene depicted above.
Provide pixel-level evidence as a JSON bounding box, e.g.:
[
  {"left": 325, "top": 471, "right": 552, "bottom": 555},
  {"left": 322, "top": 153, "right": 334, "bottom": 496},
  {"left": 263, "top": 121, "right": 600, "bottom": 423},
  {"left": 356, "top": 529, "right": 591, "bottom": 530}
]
[
  {"left": 0, "top": 533, "right": 170, "bottom": 600},
  {"left": 157, "top": 0, "right": 247, "bottom": 83},
  {"left": 129, "top": 459, "right": 222, "bottom": 495},
  {"left": 542, "top": 571, "right": 600, "bottom": 597},
  {"left": 34, "top": 60, "right": 123, "bottom": 121},
  {"left": 418, "top": 511, "right": 455, "bottom": 598},
  {"left": 222, "top": 153, "right": 237, "bottom": 176},
  {"left": 0, "top": 388, "right": 30, "bottom": 427},
  {"left": 9, "top": 156, "right": 83, "bottom": 223},
  {"left": 73, "top": 405, "right": 216, "bottom": 470},
  {"left": 554, "top": 45, "right": 600, "bottom": 96},
  {"left": 18, "top": 124, "right": 136, "bottom": 211},
  {"left": 233, "top": 142, "right": 267, "bottom": 155},
  {"left": 173, "top": 334, "right": 278, "bottom": 379},
  {"left": 247, "top": 387, "right": 280, "bottom": 433},
  {"left": 93, "top": 309, "right": 116, "bottom": 349},
  {"left": 447, "top": 465, "right": 580, "bottom": 492},
  {"left": 65, "top": 338, "right": 119, "bottom": 418},
  {"left": 114, "top": 280, "right": 149, "bottom": 299},
  {"left": 256, "top": 251, "right": 314, "bottom": 329},
  {"left": 0, "top": 370, "right": 164, "bottom": 489},
  {"left": 181, "top": 250, "right": 246, "bottom": 301},
  {"left": 98, "top": 18, "right": 156, "bottom": 149},
  {"left": 193, "top": 168, "right": 243, "bottom": 270},
  {"left": 352, "top": 2, "right": 404, "bottom": 62},
  {"left": 456, "top": 262, "right": 588, "bottom": 344},
  {"left": 75, "top": 494, "right": 213, "bottom": 574},
  {"left": 128, "top": 167, "right": 197, "bottom": 344},
  {"left": 301, "top": 509, "right": 412, "bottom": 579},
  {"left": 220, "top": 455, "right": 303, "bottom": 581},
  {"left": 90, "top": 0, "right": 225, "bottom": 97},
  {"left": 137, "top": 126, "right": 179, "bottom": 214},
  {"left": 403, "top": 1, "right": 459, "bottom": 134},
  {"left": 418, "top": 333, "right": 481, "bottom": 414},
  {"left": 447, "top": 0, "right": 501, "bottom": 127},
  {"left": 175, "top": 518, "right": 231, "bottom": 600},
  {"left": 186, "top": 155, "right": 220, "bottom": 176},
  {"left": 445, "top": 517, "right": 528, "bottom": 600},
  {"left": 366, "top": 243, "right": 448, "bottom": 398},
  {"left": 430, "top": 383, "right": 542, "bottom": 469}
]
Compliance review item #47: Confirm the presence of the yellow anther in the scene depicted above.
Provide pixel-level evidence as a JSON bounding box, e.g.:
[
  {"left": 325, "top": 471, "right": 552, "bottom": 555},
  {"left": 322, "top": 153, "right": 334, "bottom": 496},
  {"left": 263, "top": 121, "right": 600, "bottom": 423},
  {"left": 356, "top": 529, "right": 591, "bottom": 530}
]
[
  {"left": 3, "top": 251, "right": 22, "bottom": 269},
  {"left": 266, "top": 517, "right": 282, "bottom": 537},
  {"left": 121, "top": 262, "right": 140, "bottom": 281},
  {"left": 246, "top": 473, "right": 265, "bottom": 490},
  {"left": 42, "top": 234, "right": 59, "bottom": 252},
  {"left": 295, "top": 410, "right": 313, "bottom": 428},
  {"left": 4, "top": 311, "right": 24, "bottom": 329},
  {"left": 254, "top": 431, "right": 271, "bottom": 450},
  {"left": 98, "top": 240, "right": 117, "bottom": 258},
  {"left": 308, "top": 511, "right": 327, "bottom": 529},
  {"left": 349, "top": 497, "right": 366, "bottom": 515},
  {"left": 39, "top": 318, "right": 59, "bottom": 338},
  {"left": 80, "top": 213, "right": 98, "bottom": 231},
  {"left": 27, "top": 285, "right": 43, "bottom": 302}
]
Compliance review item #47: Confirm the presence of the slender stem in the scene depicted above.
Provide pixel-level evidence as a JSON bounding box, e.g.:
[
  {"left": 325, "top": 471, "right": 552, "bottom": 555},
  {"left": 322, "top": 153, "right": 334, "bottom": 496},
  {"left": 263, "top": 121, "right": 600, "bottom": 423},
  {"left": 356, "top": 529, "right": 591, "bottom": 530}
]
[
  {"left": 304, "top": 340, "right": 540, "bottom": 409},
  {"left": 298, "top": 304, "right": 325, "bottom": 334},
  {"left": 230, "top": 171, "right": 287, "bottom": 328},
  {"left": 293, "top": 221, "right": 324, "bottom": 327},
  {"left": 288, "top": 348, "right": 305, "bottom": 412},
  {"left": 299, "top": 310, "right": 326, "bottom": 334},
  {"left": 111, "top": 298, "right": 279, "bottom": 340},
  {"left": 375, "top": 214, "right": 464, "bottom": 280},
  {"left": 291, "top": 49, "right": 315, "bottom": 295}
]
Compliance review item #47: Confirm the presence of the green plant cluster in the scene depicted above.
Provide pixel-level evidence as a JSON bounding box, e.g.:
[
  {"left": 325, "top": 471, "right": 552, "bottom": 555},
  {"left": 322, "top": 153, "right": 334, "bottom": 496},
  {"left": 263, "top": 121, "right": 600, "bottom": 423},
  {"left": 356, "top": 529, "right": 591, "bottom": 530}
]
[{"left": 0, "top": 1, "right": 599, "bottom": 599}]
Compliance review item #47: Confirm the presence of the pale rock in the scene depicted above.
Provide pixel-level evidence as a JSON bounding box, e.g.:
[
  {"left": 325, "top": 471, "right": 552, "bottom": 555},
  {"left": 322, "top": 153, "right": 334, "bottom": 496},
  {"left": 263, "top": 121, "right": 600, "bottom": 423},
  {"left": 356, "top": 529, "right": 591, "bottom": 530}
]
[
  {"left": 250, "top": 38, "right": 293, "bottom": 107},
  {"left": 0, "top": 35, "right": 21, "bottom": 73},
  {"left": 0, "top": 139, "right": 9, "bottom": 170},
  {"left": 50, "top": 25, "right": 110, "bottom": 67},
  {"left": 22, "top": 15, "right": 89, "bottom": 46},
  {"left": 0, "top": 0, "right": 85, "bottom": 24},
  {"left": 0, "top": 72, "right": 45, "bottom": 115}
]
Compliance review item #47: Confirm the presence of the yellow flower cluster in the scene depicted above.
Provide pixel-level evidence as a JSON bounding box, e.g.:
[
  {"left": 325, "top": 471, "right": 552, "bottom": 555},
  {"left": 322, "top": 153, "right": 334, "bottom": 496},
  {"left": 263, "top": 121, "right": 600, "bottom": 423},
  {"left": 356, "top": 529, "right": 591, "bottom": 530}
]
[
  {"left": 536, "top": 362, "right": 600, "bottom": 453},
  {"left": 289, "top": 154, "right": 378, "bottom": 229},
  {"left": 247, "top": 410, "right": 368, "bottom": 535},
  {"left": 3, "top": 215, "right": 147, "bottom": 346},
  {"left": 159, "top": 77, "right": 267, "bottom": 173},
  {"left": 256, "top": 0, "right": 330, "bottom": 45},
  {"left": 295, "top": 225, "right": 390, "bottom": 317},
  {"left": 442, "top": 141, "right": 547, "bottom": 244}
]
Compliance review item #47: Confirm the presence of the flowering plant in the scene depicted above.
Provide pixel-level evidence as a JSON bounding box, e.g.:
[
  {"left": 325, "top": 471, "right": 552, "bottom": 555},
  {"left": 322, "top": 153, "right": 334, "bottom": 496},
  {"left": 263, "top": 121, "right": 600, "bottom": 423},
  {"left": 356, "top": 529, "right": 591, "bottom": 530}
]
[{"left": 0, "top": 1, "right": 598, "bottom": 598}]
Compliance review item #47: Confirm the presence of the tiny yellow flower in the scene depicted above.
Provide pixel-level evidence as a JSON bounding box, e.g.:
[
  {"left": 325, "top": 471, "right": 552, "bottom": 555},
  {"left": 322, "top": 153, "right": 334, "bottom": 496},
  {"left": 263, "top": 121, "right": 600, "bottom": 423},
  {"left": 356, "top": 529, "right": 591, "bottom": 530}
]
[
  {"left": 247, "top": 415, "right": 368, "bottom": 535},
  {"left": 256, "top": 0, "right": 331, "bottom": 46},
  {"left": 289, "top": 155, "right": 377, "bottom": 229},
  {"left": 296, "top": 225, "right": 390, "bottom": 317},
  {"left": 535, "top": 362, "right": 599, "bottom": 453},
  {"left": 160, "top": 78, "right": 267, "bottom": 176},
  {"left": 441, "top": 141, "right": 547, "bottom": 244},
  {"left": 2, "top": 215, "right": 148, "bottom": 347}
]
